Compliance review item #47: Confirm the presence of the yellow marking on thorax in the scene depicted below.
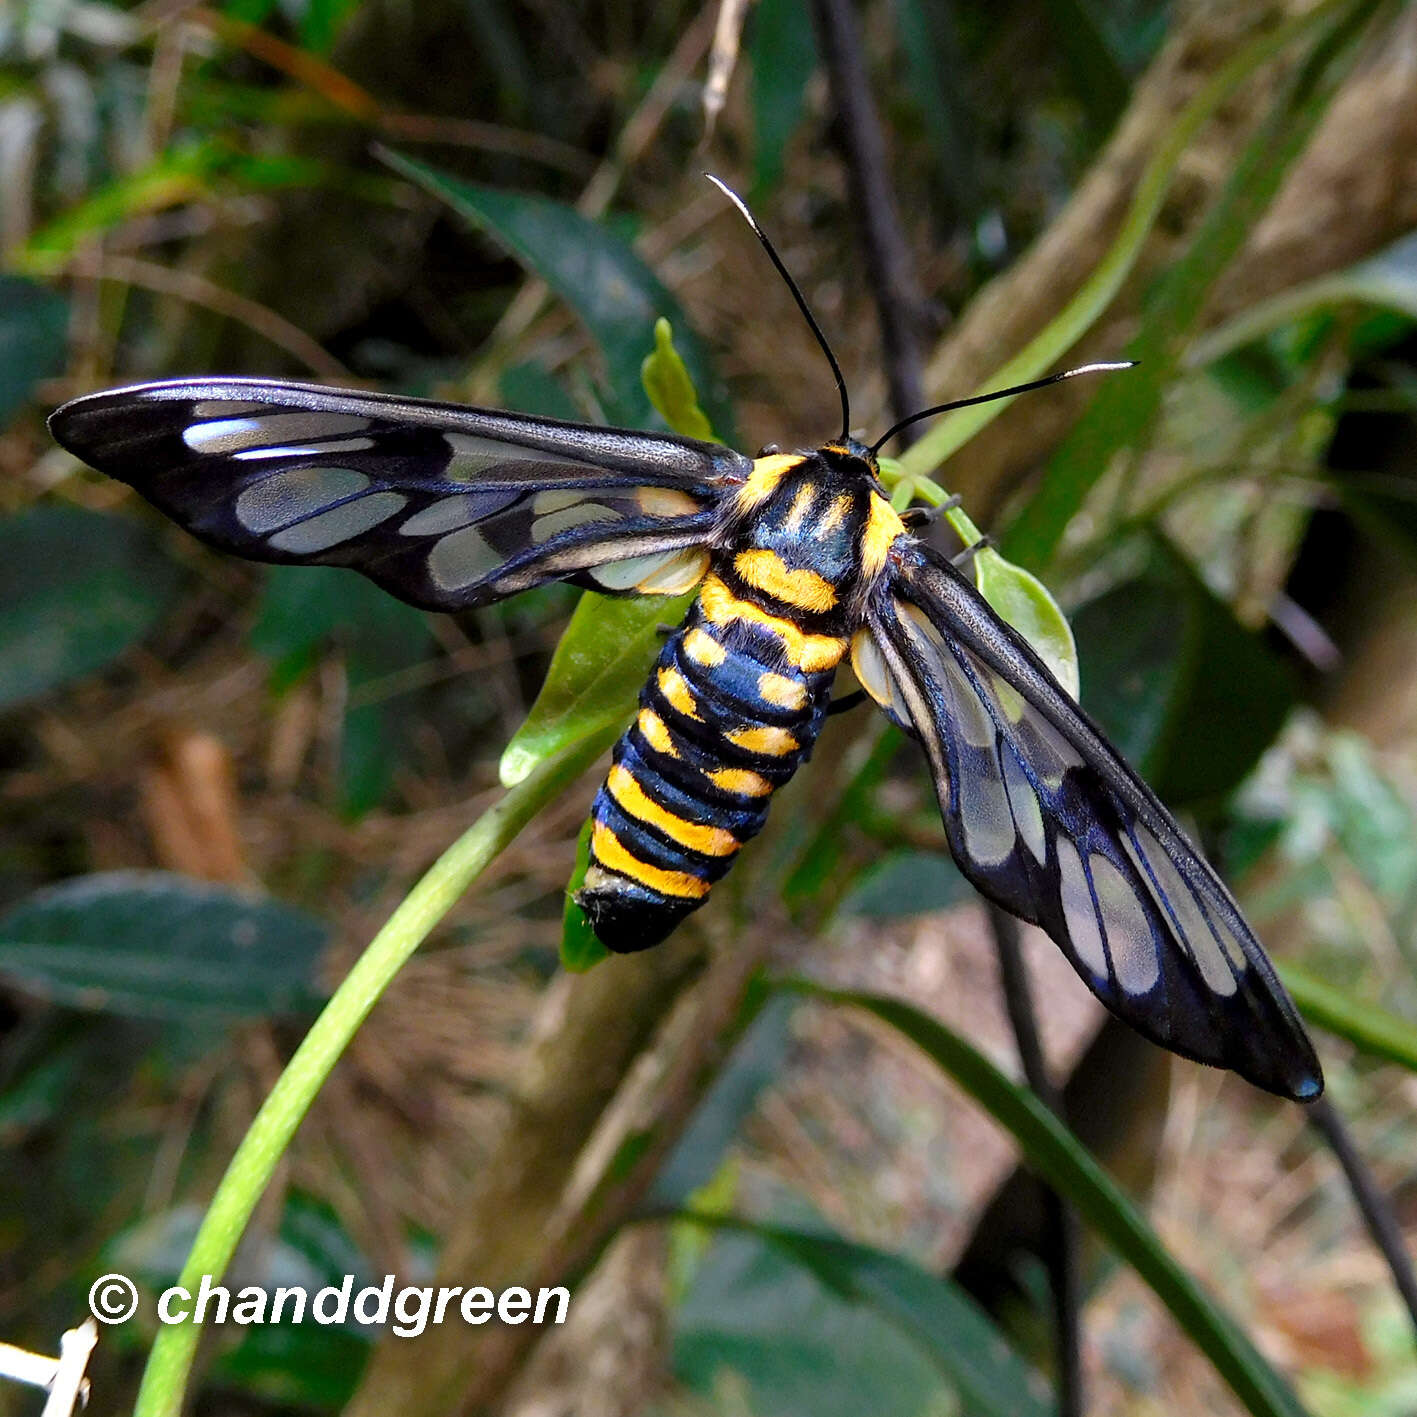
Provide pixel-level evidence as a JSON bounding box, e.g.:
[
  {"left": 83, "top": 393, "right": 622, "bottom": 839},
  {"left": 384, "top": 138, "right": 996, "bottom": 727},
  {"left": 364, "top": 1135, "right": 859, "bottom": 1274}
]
[
  {"left": 757, "top": 671, "right": 808, "bottom": 710},
  {"left": 683, "top": 627, "right": 726, "bottom": 666},
  {"left": 590, "top": 821, "right": 710, "bottom": 898},
  {"left": 784, "top": 482, "right": 817, "bottom": 532},
  {"left": 607, "top": 765, "right": 739, "bottom": 857},
  {"left": 734, "top": 549, "right": 838, "bottom": 613},
  {"left": 860, "top": 492, "right": 907, "bottom": 578},
  {"left": 699, "top": 575, "right": 847, "bottom": 673},
  {"left": 637, "top": 708, "right": 678, "bottom": 756},
  {"left": 727, "top": 724, "right": 799, "bottom": 756},
  {"left": 657, "top": 666, "right": 701, "bottom": 720},
  {"left": 817, "top": 493, "right": 852, "bottom": 535},
  {"left": 707, "top": 766, "right": 774, "bottom": 797},
  {"left": 736, "top": 453, "right": 803, "bottom": 511}
]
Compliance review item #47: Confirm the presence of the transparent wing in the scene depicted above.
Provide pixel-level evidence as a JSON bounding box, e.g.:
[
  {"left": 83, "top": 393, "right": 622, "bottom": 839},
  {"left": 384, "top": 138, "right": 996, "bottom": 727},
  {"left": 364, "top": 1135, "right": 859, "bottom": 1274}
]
[
  {"left": 50, "top": 378, "right": 750, "bottom": 611},
  {"left": 858, "top": 542, "right": 1321, "bottom": 1100}
]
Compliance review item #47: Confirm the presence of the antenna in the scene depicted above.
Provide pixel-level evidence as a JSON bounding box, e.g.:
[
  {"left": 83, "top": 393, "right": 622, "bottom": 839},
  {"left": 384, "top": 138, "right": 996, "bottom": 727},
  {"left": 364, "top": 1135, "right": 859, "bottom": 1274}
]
[
  {"left": 705, "top": 174, "right": 852, "bottom": 442},
  {"left": 869, "top": 362, "right": 1137, "bottom": 455}
]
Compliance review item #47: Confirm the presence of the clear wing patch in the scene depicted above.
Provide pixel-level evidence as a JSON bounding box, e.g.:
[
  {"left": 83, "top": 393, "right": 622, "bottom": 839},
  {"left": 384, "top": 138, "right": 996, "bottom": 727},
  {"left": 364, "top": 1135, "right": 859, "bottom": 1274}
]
[
  {"left": 49, "top": 379, "right": 744, "bottom": 612},
  {"left": 867, "top": 545, "right": 1321, "bottom": 1099}
]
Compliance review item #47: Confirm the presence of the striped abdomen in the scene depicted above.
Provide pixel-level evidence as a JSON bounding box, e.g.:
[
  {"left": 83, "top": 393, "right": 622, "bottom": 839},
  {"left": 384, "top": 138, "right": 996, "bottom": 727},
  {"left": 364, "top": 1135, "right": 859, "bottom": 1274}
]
[{"left": 576, "top": 571, "right": 848, "bottom": 951}]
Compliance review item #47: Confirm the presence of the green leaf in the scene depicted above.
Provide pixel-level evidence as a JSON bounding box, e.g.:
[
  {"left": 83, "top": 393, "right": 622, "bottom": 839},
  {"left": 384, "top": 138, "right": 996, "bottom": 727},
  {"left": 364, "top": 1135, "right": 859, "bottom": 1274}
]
[
  {"left": 750, "top": 0, "right": 818, "bottom": 191},
  {"left": 249, "top": 566, "right": 434, "bottom": 814},
  {"left": 1002, "top": 0, "right": 1382, "bottom": 570},
  {"left": 0, "top": 871, "right": 329, "bottom": 1021},
  {"left": 378, "top": 150, "right": 732, "bottom": 434},
  {"left": 839, "top": 849, "right": 971, "bottom": 919},
  {"left": 500, "top": 589, "right": 693, "bottom": 787},
  {"left": 0, "top": 505, "right": 184, "bottom": 710},
  {"left": 559, "top": 819, "right": 608, "bottom": 973},
  {"left": 974, "top": 547, "right": 1080, "bottom": 699},
  {"left": 1072, "top": 540, "right": 1297, "bottom": 804},
  {"left": 1278, "top": 963, "right": 1417, "bottom": 1074},
  {"left": 672, "top": 1228, "right": 957, "bottom": 1417},
  {"left": 1189, "top": 229, "right": 1417, "bottom": 369},
  {"left": 0, "top": 276, "right": 68, "bottom": 425},
  {"left": 642, "top": 318, "right": 717, "bottom": 441},
  {"left": 786, "top": 980, "right": 1310, "bottom": 1417}
]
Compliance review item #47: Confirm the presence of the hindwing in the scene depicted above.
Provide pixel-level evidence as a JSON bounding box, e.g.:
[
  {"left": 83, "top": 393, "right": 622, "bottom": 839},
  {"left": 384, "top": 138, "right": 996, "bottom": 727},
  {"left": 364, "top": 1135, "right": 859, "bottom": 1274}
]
[
  {"left": 49, "top": 379, "right": 750, "bottom": 611},
  {"left": 862, "top": 543, "right": 1320, "bottom": 1100}
]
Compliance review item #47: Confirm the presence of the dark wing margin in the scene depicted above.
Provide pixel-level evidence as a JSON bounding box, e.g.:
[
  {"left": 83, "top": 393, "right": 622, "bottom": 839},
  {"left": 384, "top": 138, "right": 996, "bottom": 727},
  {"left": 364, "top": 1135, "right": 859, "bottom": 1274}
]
[
  {"left": 49, "top": 378, "right": 751, "bottom": 611},
  {"left": 861, "top": 541, "right": 1320, "bottom": 1100}
]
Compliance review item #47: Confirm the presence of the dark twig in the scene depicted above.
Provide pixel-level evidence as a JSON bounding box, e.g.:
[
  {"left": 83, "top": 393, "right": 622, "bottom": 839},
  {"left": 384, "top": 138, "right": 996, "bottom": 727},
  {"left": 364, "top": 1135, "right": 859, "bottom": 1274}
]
[
  {"left": 1306, "top": 1094, "right": 1417, "bottom": 1336},
  {"left": 989, "top": 905, "right": 1085, "bottom": 1417},
  {"left": 807, "top": 0, "right": 1082, "bottom": 1403},
  {"left": 808, "top": 0, "right": 926, "bottom": 431}
]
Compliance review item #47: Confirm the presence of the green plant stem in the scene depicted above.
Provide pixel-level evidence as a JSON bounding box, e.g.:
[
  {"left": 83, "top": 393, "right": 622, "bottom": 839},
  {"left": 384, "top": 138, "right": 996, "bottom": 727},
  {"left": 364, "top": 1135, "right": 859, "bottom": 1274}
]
[
  {"left": 892, "top": 0, "right": 1360, "bottom": 491},
  {"left": 131, "top": 729, "right": 614, "bottom": 1417}
]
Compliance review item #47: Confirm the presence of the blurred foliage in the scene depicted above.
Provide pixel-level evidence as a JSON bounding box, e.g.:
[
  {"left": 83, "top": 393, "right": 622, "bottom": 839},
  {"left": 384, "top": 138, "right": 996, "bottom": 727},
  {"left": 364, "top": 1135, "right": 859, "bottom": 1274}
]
[{"left": 3, "top": 0, "right": 1417, "bottom": 1415}]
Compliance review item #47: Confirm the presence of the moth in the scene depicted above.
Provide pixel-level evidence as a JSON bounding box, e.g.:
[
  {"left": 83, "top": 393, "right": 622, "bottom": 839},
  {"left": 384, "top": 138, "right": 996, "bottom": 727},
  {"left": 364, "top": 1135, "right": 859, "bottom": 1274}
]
[{"left": 48, "top": 184, "right": 1321, "bottom": 1101}]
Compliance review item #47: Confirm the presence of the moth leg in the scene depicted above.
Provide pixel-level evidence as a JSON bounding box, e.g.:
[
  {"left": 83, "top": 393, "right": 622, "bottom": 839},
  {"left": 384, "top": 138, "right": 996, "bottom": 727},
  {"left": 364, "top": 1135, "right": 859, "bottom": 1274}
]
[
  {"left": 826, "top": 689, "right": 869, "bottom": 716},
  {"left": 901, "top": 493, "right": 962, "bottom": 530},
  {"left": 952, "top": 534, "right": 994, "bottom": 569}
]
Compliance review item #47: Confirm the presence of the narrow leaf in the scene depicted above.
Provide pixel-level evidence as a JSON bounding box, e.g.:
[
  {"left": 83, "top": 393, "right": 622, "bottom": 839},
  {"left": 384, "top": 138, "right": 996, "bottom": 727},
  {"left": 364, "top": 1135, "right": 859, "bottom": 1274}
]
[
  {"left": 560, "top": 819, "right": 608, "bottom": 973},
  {"left": 0, "top": 276, "right": 69, "bottom": 425},
  {"left": 1278, "top": 963, "right": 1417, "bottom": 1074},
  {"left": 499, "top": 590, "right": 692, "bottom": 787},
  {"left": 0, "top": 506, "right": 184, "bottom": 710},
  {"left": 785, "top": 981, "right": 1311, "bottom": 1417},
  {"left": 642, "top": 318, "right": 717, "bottom": 442}
]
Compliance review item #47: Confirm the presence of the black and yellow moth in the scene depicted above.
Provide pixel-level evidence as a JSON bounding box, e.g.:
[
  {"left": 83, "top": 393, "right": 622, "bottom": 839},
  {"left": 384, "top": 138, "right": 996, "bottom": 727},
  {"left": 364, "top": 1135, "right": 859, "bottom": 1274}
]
[{"left": 47, "top": 197, "right": 1322, "bottom": 1102}]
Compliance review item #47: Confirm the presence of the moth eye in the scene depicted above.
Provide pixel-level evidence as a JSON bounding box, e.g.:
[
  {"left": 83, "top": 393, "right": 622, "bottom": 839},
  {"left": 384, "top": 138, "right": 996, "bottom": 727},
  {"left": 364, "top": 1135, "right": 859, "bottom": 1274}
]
[
  {"left": 428, "top": 525, "right": 503, "bottom": 590},
  {"left": 235, "top": 467, "right": 369, "bottom": 533},
  {"left": 755, "top": 443, "right": 782, "bottom": 457},
  {"left": 1089, "top": 853, "right": 1159, "bottom": 993},
  {"left": 267, "top": 492, "right": 407, "bottom": 552}
]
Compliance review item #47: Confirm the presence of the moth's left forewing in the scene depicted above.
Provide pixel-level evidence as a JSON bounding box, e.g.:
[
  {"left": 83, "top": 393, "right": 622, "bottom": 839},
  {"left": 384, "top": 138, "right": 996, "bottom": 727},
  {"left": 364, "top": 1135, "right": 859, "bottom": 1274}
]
[
  {"left": 863, "top": 543, "right": 1321, "bottom": 1100},
  {"left": 49, "top": 378, "right": 749, "bottom": 612}
]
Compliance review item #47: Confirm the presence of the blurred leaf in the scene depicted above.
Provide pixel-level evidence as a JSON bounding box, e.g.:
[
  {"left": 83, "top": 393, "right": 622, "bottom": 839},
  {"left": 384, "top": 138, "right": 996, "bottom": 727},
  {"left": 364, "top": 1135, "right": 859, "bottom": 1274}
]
[
  {"left": 1042, "top": 0, "right": 1131, "bottom": 136},
  {"left": 1189, "top": 230, "right": 1417, "bottom": 369},
  {"left": 652, "top": 990, "right": 789, "bottom": 1207},
  {"left": 839, "top": 848, "right": 971, "bottom": 918},
  {"left": 0, "top": 276, "right": 68, "bottom": 424},
  {"left": 642, "top": 318, "right": 717, "bottom": 442},
  {"left": 379, "top": 150, "right": 731, "bottom": 434},
  {"left": 673, "top": 1228, "right": 955, "bottom": 1417},
  {"left": 500, "top": 589, "right": 693, "bottom": 787},
  {"left": 1073, "top": 540, "right": 1297, "bottom": 804},
  {"left": 0, "top": 871, "right": 329, "bottom": 1021},
  {"left": 751, "top": 0, "right": 818, "bottom": 191},
  {"left": 1002, "top": 0, "right": 1382, "bottom": 569},
  {"left": 560, "top": 819, "right": 608, "bottom": 973},
  {"left": 789, "top": 981, "right": 1309, "bottom": 1417},
  {"left": 892, "top": 0, "right": 1367, "bottom": 493},
  {"left": 249, "top": 566, "right": 434, "bottom": 814},
  {"left": 298, "top": 0, "right": 361, "bottom": 54},
  {"left": 498, "top": 360, "right": 583, "bottom": 423},
  {"left": 0, "top": 505, "right": 183, "bottom": 710},
  {"left": 1278, "top": 963, "right": 1417, "bottom": 1074}
]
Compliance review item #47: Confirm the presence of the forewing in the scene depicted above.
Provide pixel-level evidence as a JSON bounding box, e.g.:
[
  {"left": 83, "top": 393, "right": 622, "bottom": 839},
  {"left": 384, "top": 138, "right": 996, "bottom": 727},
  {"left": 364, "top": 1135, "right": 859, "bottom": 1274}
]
[
  {"left": 49, "top": 378, "right": 750, "bottom": 611},
  {"left": 863, "top": 543, "right": 1320, "bottom": 1100}
]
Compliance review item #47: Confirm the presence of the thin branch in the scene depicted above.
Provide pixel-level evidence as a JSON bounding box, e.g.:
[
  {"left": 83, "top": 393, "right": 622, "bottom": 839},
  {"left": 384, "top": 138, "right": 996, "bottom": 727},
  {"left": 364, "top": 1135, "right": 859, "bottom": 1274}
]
[
  {"left": 1306, "top": 1094, "right": 1417, "bottom": 1337},
  {"left": 808, "top": 0, "right": 926, "bottom": 430}
]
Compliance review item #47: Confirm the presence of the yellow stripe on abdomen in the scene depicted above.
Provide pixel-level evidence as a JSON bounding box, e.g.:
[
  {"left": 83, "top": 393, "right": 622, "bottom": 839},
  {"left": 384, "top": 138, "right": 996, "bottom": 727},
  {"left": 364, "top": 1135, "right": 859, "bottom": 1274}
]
[
  {"left": 590, "top": 821, "right": 710, "bottom": 899},
  {"left": 607, "top": 764, "right": 740, "bottom": 857},
  {"left": 699, "top": 575, "right": 846, "bottom": 673}
]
